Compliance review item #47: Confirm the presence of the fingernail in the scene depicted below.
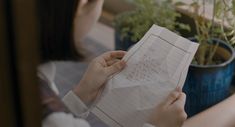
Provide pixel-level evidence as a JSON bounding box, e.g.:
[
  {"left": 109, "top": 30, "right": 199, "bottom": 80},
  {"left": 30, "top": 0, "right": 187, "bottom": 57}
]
[
  {"left": 175, "top": 86, "right": 182, "bottom": 92},
  {"left": 175, "top": 87, "right": 179, "bottom": 91},
  {"left": 121, "top": 60, "right": 126, "bottom": 65},
  {"left": 117, "top": 63, "right": 123, "bottom": 69}
]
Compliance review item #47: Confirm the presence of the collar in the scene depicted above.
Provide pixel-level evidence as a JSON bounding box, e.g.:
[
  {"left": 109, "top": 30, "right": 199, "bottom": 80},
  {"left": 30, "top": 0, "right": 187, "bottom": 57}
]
[{"left": 38, "top": 62, "right": 59, "bottom": 95}]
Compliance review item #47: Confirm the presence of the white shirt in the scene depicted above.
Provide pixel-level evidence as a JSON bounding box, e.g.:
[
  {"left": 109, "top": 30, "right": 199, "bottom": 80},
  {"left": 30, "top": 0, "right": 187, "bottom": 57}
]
[{"left": 38, "top": 62, "right": 155, "bottom": 127}]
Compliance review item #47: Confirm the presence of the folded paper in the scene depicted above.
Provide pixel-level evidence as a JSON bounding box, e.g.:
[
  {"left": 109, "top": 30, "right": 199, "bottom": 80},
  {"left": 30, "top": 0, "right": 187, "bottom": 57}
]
[{"left": 92, "top": 25, "right": 199, "bottom": 127}]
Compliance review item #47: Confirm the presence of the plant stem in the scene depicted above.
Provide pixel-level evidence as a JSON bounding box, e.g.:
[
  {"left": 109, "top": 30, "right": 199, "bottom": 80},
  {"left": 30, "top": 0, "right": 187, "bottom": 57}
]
[
  {"left": 221, "top": 0, "right": 230, "bottom": 43},
  {"left": 210, "top": 0, "right": 216, "bottom": 37},
  {"left": 206, "top": 42, "right": 219, "bottom": 65}
]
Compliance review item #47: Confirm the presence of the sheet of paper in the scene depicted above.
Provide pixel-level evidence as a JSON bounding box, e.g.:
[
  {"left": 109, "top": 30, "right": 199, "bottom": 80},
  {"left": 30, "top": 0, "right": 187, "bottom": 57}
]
[{"left": 92, "top": 25, "right": 199, "bottom": 127}]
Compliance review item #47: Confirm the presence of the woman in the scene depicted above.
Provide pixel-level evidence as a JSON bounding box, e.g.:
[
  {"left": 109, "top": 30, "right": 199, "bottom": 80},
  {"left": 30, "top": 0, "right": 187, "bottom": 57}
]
[
  {"left": 38, "top": 0, "right": 186, "bottom": 127},
  {"left": 38, "top": 0, "right": 235, "bottom": 127}
]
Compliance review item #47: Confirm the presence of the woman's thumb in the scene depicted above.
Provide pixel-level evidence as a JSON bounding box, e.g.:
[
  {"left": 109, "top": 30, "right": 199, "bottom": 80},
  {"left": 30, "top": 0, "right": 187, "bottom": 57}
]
[
  {"left": 163, "top": 89, "right": 181, "bottom": 106},
  {"left": 172, "top": 92, "right": 186, "bottom": 109},
  {"left": 105, "top": 60, "right": 126, "bottom": 76}
]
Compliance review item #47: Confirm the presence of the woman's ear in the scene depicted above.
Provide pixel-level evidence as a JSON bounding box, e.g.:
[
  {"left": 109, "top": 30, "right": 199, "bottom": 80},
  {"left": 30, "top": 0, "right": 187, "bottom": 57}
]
[
  {"left": 77, "top": 0, "right": 88, "bottom": 13},
  {"left": 73, "top": 0, "right": 104, "bottom": 42}
]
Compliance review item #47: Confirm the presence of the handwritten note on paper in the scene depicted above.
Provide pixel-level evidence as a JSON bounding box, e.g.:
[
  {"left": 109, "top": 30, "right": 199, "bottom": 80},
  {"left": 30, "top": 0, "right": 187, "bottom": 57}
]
[{"left": 92, "top": 25, "right": 199, "bottom": 127}]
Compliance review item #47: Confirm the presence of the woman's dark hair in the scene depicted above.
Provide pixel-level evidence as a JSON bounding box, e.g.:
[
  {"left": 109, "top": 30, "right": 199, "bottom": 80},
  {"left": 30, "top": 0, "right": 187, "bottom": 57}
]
[{"left": 39, "top": 0, "right": 83, "bottom": 63}]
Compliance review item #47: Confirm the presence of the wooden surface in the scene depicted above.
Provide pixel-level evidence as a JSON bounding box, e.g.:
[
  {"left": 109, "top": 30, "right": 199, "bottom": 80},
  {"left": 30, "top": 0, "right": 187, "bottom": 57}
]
[
  {"left": 11, "top": 0, "right": 42, "bottom": 126},
  {"left": 0, "top": 1, "right": 17, "bottom": 127},
  {"left": 0, "top": 0, "right": 41, "bottom": 126}
]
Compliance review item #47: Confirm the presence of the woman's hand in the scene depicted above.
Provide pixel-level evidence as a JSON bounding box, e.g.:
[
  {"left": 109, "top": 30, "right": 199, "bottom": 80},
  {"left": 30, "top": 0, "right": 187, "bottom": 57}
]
[
  {"left": 148, "top": 87, "right": 187, "bottom": 127},
  {"left": 73, "top": 51, "right": 126, "bottom": 105}
]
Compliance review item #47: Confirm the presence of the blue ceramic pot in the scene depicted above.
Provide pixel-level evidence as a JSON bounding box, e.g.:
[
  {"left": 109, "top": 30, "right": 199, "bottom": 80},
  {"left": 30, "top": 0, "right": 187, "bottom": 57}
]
[
  {"left": 231, "top": 62, "right": 235, "bottom": 86},
  {"left": 232, "top": 74, "right": 235, "bottom": 86},
  {"left": 183, "top": 38, "right": 235, "bottom": 117},
  {"left": 115, "top": 30, "right": 137, "bottom": 51}
]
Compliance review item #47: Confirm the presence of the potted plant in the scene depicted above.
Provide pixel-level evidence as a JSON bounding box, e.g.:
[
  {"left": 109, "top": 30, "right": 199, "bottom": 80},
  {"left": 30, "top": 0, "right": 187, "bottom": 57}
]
[
  {"left": 114, "top": 0, "right": 190, "bottom": 51},
  {"left": 176, "top": 0, "right": 235, "bottom": 117},
  {"left": 221, "top": 0, "right": 235, "bottom": 86}
]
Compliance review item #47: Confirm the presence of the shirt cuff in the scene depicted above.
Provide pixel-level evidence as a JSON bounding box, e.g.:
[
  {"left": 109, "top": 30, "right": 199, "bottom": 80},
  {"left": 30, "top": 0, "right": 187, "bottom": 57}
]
[
  {"left": 62, "top": 91, "right": 89, "bottom": 118},
  {"left": 143, "top": 123, "right": 156, "bottom": 127},
  {"left": 42, "top": 112, "right": 90, "bottom": 127}
]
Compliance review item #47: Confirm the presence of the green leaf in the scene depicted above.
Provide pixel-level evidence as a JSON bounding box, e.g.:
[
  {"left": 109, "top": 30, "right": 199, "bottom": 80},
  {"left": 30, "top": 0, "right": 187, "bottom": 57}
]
[
  {"left": 227, "top": 30, "right": 235, "bottom": 36},
  {"left": 232, "top": 0, "right": 235, "bottom": 16},
  {"left": 215, "top": 0, "right": 223, "bottom": 18},
  {"left": 231, "top": 36, "right": 235, "bottom": 42},
  {"left": 190, "top": 2, "right": 199, "bottom": 9},
  {"left": 174, "top": 1, "right": 187, "bottom": 6},
  {"left": 114, "top": 0, "right": 186, "bottom": 42}
]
